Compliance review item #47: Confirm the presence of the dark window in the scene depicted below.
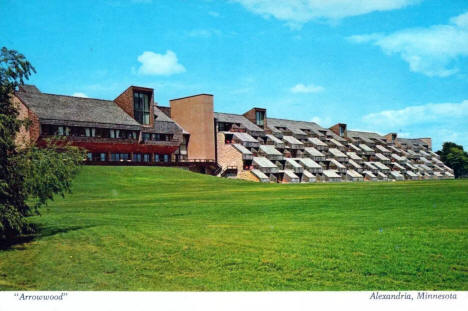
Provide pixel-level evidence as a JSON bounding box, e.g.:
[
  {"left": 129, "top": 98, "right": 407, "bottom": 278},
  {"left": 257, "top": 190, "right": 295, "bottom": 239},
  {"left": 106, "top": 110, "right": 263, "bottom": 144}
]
[
  {"left": 218, "top": 122, "right": 233, "bottom": 132},
  {"left": 134, "top": 92, "right": 150, "bottom": 124},
  {"left": 142, "top": 133, "right": 151, "bottom": 141},
  {"left": 133, "top": 153, "right": 142, "bottom": 162},
  {"left": 255, "top": 111, "right": 265, "bottom": 127},
  {"left": 41, "top": 125, "right": 57, "bottom": 135}
]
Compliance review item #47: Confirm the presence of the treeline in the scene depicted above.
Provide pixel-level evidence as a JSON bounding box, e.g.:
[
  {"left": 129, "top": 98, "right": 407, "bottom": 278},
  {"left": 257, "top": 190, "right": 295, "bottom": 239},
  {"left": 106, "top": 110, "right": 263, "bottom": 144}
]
[{"left": 437, "top": 142, "right": 468, "bottom": 178}]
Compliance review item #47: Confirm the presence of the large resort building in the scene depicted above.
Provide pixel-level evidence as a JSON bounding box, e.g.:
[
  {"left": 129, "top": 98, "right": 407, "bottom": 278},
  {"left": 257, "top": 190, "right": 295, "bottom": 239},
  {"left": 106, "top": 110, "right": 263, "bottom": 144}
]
[{"left": 13, "top": 84, "right": 455, "bottom": 183}]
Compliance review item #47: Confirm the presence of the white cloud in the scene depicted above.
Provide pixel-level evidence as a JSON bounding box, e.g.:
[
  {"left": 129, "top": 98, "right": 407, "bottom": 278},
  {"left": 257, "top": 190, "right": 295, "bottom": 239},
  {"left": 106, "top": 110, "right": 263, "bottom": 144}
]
[
  {"left": 188, "top": 29, "right": 222, "bottom": 38},
  {"left": 208, "top": 11, "right": 220, "bottom": 17},
  {"left": 137, "top": 50, "right": 186, "bottom": 76},
  {"left": 290, "top": 83, "right": 324, "bottom": 93},
  {"left": 348, "top": 11, "right": 468, "bottom": 77},
  {"left": 361, "top": 100, "right": 468, "bottom": 149},
  {"left": 72, "top": 92, "right": 88, "bottom": 98},
  {"left": 362, "top": 100, "right": 468, "bottom": 128},
  {"left": 232, "top": 0, "right": 419, "bottom": 27}
]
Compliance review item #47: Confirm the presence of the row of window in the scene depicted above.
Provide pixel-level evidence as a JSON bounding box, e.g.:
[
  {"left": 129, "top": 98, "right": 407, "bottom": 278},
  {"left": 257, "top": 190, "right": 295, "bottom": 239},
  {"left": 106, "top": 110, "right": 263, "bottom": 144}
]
[
  {"left": 141, "top": 132, "right": 173, "bottom": 142},
  {"left": 41, "top": 125, "right": 171, "bottom": 141},
  {"left": 42, "top": 125, "right": 139, "bottom": 139},
  {"left": 86, "top": 153, "right": 170, "bottom": 162}
]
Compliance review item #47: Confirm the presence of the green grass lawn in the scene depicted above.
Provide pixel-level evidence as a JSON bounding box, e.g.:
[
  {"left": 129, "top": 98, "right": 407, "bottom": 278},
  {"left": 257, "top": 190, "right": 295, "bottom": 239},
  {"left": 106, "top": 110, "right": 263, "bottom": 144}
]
[{"left": 0, "top": 166, "right": 467, "bottom": 291}]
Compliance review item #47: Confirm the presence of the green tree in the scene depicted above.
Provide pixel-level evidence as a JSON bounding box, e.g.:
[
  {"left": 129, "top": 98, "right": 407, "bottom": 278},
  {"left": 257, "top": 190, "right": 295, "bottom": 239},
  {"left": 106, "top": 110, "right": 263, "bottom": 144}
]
[
  {"left": 437, "top": 142, "right": 468, "bottom": 178},
  {"left": 0, "top": 47, "right": 84, "bottom": 244}
]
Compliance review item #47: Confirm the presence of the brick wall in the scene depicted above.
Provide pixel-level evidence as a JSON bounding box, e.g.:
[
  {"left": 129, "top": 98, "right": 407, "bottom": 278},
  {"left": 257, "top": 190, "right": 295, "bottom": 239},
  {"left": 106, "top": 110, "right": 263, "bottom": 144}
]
[
  {"left": 216, "top": 132, "right": 261, "bottom": 182},
  {"left": 238, "top": 170, "right": 260, "bottom": 182},
  {"left": 217, "top": 132, "right": 243, "bottom": 172},
  {"left": 243, "top": 107, "right": 267, "bottom": 130},
  {"left": 13, "top": 95, "right": 40, "bottom": 147},
  {"left": 114, "top": 86, "right": 155, "bottom": 128},
  {"left": 329, "top": 123, "right": 346, "bottom": 137},
  {"left": 114, "top": 87, "right": 134, "bottom": 118},
  {"left": 170, "top": 94, "right": 215, "bottom": 160},
  {"left": 28, "top": 109, "right": 40, "bottom": 142}
]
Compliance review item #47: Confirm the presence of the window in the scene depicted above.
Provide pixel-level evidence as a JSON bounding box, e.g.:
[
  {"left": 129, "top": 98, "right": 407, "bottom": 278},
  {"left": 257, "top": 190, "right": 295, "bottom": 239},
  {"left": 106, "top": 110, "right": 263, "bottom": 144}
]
[
  {"left": 142, "top": 133, "right": 151, "bottom": 141},
  {"left": 255, "top": 111, "right": 265, "bottom": 127},
  {"left": 339, "top": 126, "right": 345, "bottom": 137},
  {"left": 154, "top": 154, "right": 160, "bottom": 162},
  {"left": 100, "top": 153, "right": 106, "bottom": 161},
  {"left": 143, "top": 154, "right": 150, "bottom": 162},
  {"left": 41, "top": 125, "right": 56, "bottom": 135},
  {"left": 163, "top": 154, "right": 169, "bottom": 162},
  {"left": 133, "top": 153, "right": 142, "bottom": 162},
  {"left": 110, "top": 129, "right": 121, "bottom": 139},
  {"left": 218, "top": 122, "right": 232, "bottom": 132},
  {"left": 87, "top": 153, "right": 92, "bottom": 161},
  {"left": 133, "top": 91, "right": 150, "bottom": 124},
  {"left": 85, "top": 128, "right": 96, "bottom": 137}
]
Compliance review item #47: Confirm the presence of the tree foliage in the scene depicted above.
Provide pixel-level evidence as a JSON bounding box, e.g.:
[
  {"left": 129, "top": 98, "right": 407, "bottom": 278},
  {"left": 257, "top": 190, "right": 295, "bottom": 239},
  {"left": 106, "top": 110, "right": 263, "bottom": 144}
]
[
  {"left": 437, "top": 142, "right": 468, "bottom": 178},
  {"left": 0, "top": 47, "right": 85, "bottom": 243}
]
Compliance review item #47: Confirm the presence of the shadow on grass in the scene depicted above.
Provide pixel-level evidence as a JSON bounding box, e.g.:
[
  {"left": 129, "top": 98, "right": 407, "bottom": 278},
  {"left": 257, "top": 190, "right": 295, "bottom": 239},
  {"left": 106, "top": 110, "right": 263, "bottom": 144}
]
[{"left": 0, "top": 224, "right": 95, "bottom": 251}]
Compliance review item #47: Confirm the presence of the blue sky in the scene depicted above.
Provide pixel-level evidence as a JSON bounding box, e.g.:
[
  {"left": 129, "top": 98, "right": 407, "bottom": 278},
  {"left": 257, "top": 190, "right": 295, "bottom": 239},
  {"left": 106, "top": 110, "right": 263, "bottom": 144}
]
[{"left": 2, "top": 0, "right": 467, "bottom": 150}]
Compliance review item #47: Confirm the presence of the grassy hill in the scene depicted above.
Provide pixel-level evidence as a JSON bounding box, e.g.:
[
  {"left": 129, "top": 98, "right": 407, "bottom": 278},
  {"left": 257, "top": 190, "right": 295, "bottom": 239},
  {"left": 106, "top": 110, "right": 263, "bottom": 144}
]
[{"left": 0, "top": 166, "right": 467, "bottom": 290}]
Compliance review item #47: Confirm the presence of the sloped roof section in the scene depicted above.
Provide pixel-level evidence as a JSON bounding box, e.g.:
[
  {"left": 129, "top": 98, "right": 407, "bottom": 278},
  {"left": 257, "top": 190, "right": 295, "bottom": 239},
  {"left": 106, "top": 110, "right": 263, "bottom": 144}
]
[
  {"left": 283, "top": 135, "right": 303, "bottom": 145},
  {"left": 253, "top": 157, "right": 277, "bottom": 168},
  {"left": 375, "top": 153, "right": 390, "bottom": 162},
  {"left": 347, "top": 130, "right": 385, "bottom": 142},
  {"left": 233, "top": 143, "right": 253, "bottom": 155},
  {"left": 283, "top": 170, "right": 299, "bottom": 179},
  {"left": 329, "top": 148, "right": 347, "bottom": 158},
  {"left": 348, "top": 159, "right": 361, "bottom": 169},
  {"left": 359, "top": 144, "right": 374, "bottom": 152},
  {"left": 346, "top": 152, "right": 361, "bottom": 161},
  {"left": 259, "top": 145, "right": 282, "bottom": 155},
  {"left": 296, "top": 157, "right": 322, "bottom": 168},
  {"left": 373, "top": 162, "right": 390, "bottom": 170},
  {"left": 214, "top": 112, "right": 264, "bottom": 132},
  {"left": 304, "top": 147, "right": 325, "bottom": 157},
  {"left": 251, "top": 169, "right": 269, "bottom": 181},
  {"left": 376, "top": 145, "right": 391, "bottom": 153},
  {"left": 232, "top": 132, "right": 259, "bottom": 143},
  {"left": 16, "top": 91, "right": 141, "bottom": 128},
  {"left": 285, "top": 158, "right": 303, "bottom": 168},
  {"left": 266, "top": 134, "right": 284, "bottom": 144},
  {"left": 323, "top": 170, "right": 341, "bottom": 178},
  {"left": 347, "top": 170, "right": 363, "bottom": 178},
  {"left": 308, "top": 137, "right": 328, "bottom": 146}
]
